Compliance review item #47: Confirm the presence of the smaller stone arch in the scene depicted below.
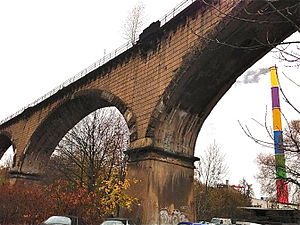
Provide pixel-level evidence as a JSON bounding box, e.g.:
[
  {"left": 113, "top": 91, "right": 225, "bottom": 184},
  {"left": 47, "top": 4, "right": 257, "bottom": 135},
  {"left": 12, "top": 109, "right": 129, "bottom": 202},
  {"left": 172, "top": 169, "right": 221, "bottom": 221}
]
[
  {"left": 0, "top": 132, "right": 13, "bottom": 157},
  {"left": 18, "top": 89, "right": 137, "bottom": 175},
  {"left": 0, "top": 132, "right": 16, "bottom": 167}
]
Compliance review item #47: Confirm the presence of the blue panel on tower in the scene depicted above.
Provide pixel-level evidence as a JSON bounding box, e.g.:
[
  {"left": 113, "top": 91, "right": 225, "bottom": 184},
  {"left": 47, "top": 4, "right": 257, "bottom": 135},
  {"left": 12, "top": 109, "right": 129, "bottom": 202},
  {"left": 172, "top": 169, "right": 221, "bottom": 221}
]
[{"left": 274, "top": 130, "right": 284, "bottom": 154}]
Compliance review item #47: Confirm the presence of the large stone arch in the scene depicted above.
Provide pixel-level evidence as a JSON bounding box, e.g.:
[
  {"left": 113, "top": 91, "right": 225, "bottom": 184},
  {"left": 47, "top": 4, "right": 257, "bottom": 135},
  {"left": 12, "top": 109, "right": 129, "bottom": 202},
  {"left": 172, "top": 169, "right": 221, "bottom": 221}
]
[
  {"left": 15, "top": 89, "right": 137, "bottom": 175},
  {"left": 146, "top": 2, "right": 299, "bottom": 158}
]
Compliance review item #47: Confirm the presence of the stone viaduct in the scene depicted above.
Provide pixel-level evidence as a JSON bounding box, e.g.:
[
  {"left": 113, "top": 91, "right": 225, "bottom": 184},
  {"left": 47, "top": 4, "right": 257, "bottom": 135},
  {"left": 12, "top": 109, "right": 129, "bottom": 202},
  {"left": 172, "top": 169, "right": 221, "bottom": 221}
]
[{"left": 0, "top": 0, "right": 299, "bottom": 224}]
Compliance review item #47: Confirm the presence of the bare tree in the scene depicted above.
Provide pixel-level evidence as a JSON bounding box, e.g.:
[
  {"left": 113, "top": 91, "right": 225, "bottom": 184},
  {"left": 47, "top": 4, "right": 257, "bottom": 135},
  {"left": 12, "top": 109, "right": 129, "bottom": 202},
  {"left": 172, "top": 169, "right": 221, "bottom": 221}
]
[
  {"left": 196, "top": 141, "right": 229, "bottom": 188},
  {"left": 249, "top": 120, "right": 300, "bottom": 188},
  {"left": 284, "top": 120, "right": 300, "bottom": 153},
  {"left": 256, "top": 123, "right": 300, "bottom": 204},
  {"left": 194, "top": 146, "right": 252, "bottom": 221},
  {"left": 123, "top": 1, "right": 145, "bottom": 45},
  {"left": 195, "top": 142, "right": 229, "bottom": 220},
  {"left": 239, "top": 177, "right": 254, "bottom": 199},
  {"left": 256, "top": 153, "right": 277, "bottom": 201},
  {"left": 194, "top": 179, "right": 251, "bottom": 222},
  {"left": 240, "top": 114, "right": 300, "bottom": 201},
  {"left": 47, "top": 107, "right": 130, "bottom": 192}
]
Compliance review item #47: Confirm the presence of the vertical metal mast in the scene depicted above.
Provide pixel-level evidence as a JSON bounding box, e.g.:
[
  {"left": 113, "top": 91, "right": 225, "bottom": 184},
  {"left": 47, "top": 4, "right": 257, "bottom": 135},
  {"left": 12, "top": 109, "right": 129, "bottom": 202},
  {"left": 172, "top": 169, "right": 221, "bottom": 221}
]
[{"left": 270, "top": 66, "right": 289, "bottom": 203}]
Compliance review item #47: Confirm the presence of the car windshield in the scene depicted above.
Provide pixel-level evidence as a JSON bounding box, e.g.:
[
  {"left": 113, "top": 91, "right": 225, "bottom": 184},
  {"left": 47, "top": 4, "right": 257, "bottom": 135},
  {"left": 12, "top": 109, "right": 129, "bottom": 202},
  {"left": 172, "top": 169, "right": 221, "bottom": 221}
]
[
  {"left": 101, "top": 221, "right": 125, "bottom": 225},
  {"left": 43, "top": 216, "right": 72, "bottom": 225}
]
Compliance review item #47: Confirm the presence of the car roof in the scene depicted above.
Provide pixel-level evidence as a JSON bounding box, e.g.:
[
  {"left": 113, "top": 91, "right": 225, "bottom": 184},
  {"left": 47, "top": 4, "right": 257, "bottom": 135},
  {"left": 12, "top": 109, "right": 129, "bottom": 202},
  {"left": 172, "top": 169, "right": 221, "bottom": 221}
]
[
  {"left": 178, "top": 223, "right": 205, "bottom": 225},
  {"left": 105, "top": 218, "right": 130, "bottom": 221}
]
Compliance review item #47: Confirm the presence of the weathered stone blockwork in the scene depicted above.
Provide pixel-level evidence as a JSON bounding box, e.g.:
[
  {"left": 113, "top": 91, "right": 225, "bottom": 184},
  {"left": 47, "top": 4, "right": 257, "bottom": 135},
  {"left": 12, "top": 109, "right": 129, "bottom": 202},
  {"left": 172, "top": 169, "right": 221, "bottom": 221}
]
[
  {"left": 0, "top": 0, "right": 299, "bottom": 224},
  {"left": 0, "top": 0, "right": 241, "bottom": 173}
]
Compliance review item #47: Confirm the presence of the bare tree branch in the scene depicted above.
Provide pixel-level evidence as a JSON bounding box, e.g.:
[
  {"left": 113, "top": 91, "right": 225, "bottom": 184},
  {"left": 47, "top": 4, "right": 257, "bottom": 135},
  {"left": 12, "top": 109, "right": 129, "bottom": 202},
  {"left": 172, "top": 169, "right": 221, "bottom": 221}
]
[
  {"left": 123, "top": 1, "right": 145, "bottom": 45},
  {"left": 47, "top": 107, "right": 129, "bottom": 192}
]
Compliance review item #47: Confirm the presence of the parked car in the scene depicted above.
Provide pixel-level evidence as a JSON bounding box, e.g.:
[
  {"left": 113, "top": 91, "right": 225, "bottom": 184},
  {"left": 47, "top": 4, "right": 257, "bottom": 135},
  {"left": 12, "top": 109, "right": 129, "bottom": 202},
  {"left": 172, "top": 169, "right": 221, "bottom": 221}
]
[
  {"left": 100, "top": 218, "right": 136, "bottom": 225},
  {"left": 209, "top": 218, "right": 232, "bottom": 225},
  {"left": 40, "top": 215, "right": 87, "bottom": 225},
  {"left": 178, "top": 222, "right": 207, "bottom": 225}
]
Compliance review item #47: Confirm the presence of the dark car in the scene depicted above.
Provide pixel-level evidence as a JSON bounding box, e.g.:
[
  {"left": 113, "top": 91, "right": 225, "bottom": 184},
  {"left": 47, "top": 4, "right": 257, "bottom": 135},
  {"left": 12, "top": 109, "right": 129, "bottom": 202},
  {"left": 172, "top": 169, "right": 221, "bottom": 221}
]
[
  {"left": 40, "top": 215, "right": 87, "bottom": 225},
  {"left": 100, "top": 218, "right": 136, "bottom": 225},
  {"left": 178, "top": 222, "right": 207, "bottom": 225}
]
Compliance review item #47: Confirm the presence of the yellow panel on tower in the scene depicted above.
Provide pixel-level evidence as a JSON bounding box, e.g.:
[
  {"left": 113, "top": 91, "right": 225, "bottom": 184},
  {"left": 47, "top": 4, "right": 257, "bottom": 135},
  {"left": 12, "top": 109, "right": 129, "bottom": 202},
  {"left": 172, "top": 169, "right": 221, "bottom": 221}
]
[
  {"left": 272, "top": 108, "right": 282, "bottom": 131},
  {"left": 270, "top": 66, "right": 279, "bottom": 87}
]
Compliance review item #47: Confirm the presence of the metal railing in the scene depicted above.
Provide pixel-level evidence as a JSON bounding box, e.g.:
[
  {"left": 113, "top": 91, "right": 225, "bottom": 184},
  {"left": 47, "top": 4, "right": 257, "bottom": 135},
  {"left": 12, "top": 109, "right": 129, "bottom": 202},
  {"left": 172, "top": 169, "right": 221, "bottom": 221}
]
[{"left": 0, "top": 0, "right": 196, "bottom": 126}]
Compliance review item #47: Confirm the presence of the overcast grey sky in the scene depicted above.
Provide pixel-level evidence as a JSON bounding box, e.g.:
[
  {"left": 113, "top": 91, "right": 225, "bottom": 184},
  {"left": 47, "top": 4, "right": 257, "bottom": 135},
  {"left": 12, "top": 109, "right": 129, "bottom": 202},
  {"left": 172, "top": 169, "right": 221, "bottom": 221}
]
[{"left": 0, "top": 0, "right": 299, "bottom": 197}]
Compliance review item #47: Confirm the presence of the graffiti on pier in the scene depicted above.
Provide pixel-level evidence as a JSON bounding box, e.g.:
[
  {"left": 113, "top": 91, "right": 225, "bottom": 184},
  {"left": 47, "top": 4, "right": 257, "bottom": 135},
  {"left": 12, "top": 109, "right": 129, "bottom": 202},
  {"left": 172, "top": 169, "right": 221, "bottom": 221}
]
[{"left": 159, "top": 208, "right": 188, "bottom": 225}]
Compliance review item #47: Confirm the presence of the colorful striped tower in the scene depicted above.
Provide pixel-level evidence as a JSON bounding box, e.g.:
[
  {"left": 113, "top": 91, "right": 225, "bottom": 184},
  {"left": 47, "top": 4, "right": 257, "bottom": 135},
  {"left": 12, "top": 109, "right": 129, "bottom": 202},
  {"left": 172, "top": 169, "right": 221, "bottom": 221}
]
[{"left": 270, "top": 66, "right": 289, "bottom": 203}]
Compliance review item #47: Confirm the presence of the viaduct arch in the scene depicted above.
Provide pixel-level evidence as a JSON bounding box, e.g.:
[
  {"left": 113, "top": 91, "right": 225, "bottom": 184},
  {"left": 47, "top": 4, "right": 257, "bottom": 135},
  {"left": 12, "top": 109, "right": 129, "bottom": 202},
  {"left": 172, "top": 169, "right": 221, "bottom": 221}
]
[
  {"left": 16, "top": 89, "right": 137, "bottom": 176},
  {"left": 0, "top": 0, "right": 299, "bottom": 224},
  {"left": 0, "top": 132, "right": 14, "bottom": 160}
]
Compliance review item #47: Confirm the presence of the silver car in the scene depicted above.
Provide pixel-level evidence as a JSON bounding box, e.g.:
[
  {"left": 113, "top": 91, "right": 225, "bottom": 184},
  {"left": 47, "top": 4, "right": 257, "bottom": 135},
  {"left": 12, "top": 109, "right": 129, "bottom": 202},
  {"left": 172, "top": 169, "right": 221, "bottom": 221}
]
[
  {"left": 40, "top": 215, "right": 87, "bottom": 225},
  {"left": 101, "top": 218, "right": 136, "bottom": 225}
]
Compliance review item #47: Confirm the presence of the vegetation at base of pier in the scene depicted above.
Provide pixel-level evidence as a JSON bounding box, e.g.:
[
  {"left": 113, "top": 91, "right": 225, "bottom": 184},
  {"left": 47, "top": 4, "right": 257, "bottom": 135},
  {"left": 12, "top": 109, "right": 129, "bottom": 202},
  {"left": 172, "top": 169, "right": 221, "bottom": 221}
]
[
  {"left": 0, "top": 167, "right": 9, "bottom": 185},
  {"left": 0, "top": 107, "right": 137, "bottom": 225},
  {"left": 0, "top": 177, "right": 137, "bottom": 225},
  {"left": 194, "top": 142, "right": 253, "bottom": 221},
  {"left": 194, "top": 181, "right": 252, "bottom": 221}
]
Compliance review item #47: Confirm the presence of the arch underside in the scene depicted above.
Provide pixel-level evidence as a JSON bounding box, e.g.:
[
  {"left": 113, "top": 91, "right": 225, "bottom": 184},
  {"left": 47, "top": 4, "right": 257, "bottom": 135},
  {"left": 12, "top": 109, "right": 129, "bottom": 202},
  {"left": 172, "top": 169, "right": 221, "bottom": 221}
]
[
  {"left": 147, "top": 0, "right": 300, "bottom": 157},
  {"left": 0, "top": 134, "right": 13, "bottom": 159},
  {"left": 18, "top": 89, "right": 137, "bottom": 174}
]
